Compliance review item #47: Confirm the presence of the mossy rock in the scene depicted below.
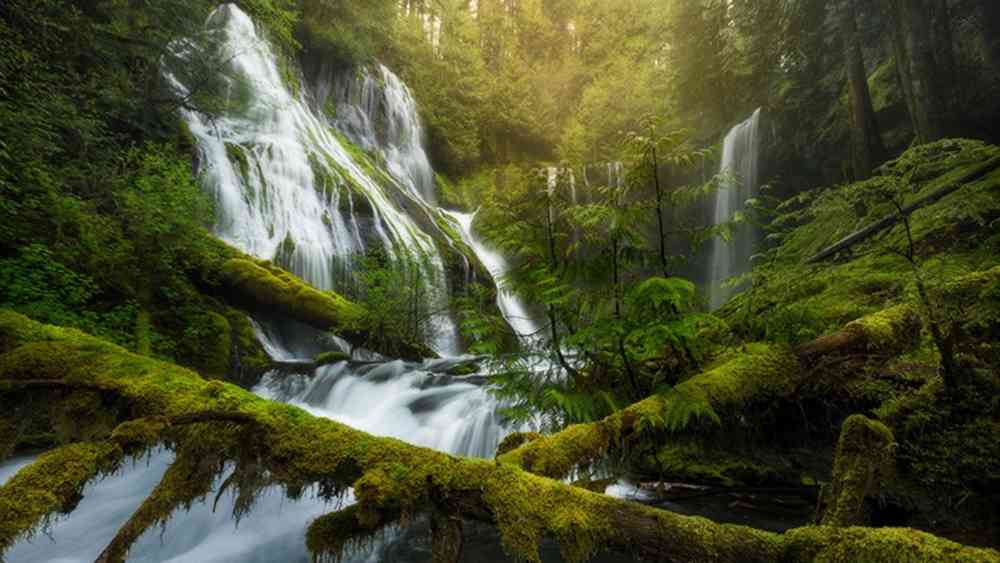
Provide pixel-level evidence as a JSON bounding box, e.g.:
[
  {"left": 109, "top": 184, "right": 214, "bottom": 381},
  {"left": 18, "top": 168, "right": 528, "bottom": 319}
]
[{"left": 314, "top": 351, "right": 351, "bottom": 366}]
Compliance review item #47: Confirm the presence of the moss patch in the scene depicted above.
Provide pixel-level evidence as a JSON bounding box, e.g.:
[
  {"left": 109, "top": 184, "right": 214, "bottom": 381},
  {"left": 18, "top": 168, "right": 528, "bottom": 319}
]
[
  {"left": 822, "top": 415, "right": 895, "bottom": 527},
  {"left": 0, "top": 441, "right": 123, "bottom": 552},
  {"left": 314, "top": 351, "right": 351, "bottom": 366}
]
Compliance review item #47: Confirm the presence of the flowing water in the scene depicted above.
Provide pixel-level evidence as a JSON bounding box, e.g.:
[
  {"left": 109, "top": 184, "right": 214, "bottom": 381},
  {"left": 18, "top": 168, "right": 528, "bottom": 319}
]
[
  {"left": 0, "top": 347, "right": 512, "bottom": 562},
  {"left": 166, "top": 4, "right": 459, "bottom": 355},
  {"left": 0, "top": 5, "right": 527, "bottom": 561},
  {"left": 443, "top": 211, "right": 542, "bottom": 341},
  {"left": 706, "top": 109, "right": 762, "bottom": 309}
]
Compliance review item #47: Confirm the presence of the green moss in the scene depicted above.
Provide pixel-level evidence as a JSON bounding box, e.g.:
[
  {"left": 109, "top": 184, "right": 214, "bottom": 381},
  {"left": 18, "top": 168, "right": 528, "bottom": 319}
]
[
  {"left": 218, "top": 258, "right": 367, "bottom": 332},
  {"left": 199, "top": 312, "right": 232, "bottom": 378},
  {"left": 1, "top": 311, "right": 995, "bottom": 563},
  {"left": 725, "top": 139, "right": 1000, "bottom": 348},
  {"left": 496, "top": 432, "right": 542, "bottom": 457},
  {"left": 307, "top": 505, "right": 395, "bottom": 561},
  {"left": 843, "top": 304, "right": 921, "bottom": 353},
  {"left": 225, "top": 142, "right": 251, "bottom": 181},
  {"left": 867, "top": 59, "right": 900, "bottom": 113},
  {"left": 0, "top": 441, "right": 123, "bottom": 552},
  {"left": 822, "top": 415, "right": 895, "bottom": 527},
  {"left": 314, "top": 351, "right": 350, "bottom": 366},
  {"left": 276, "top": 53, "right": 301, "bottom": 98},
  {"left": 784, "top": 526, "right": 999, "bottom": 562},
  {"left": 322, "top": 96, "right": 337, "bottom": 120},
  {"left": 50, "top": 390, "right": 118, "bottom": 444}
]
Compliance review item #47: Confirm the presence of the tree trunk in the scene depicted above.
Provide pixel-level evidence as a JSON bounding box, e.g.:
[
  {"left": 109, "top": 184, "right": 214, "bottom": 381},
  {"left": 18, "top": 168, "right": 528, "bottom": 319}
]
[
  {"left": 2, "top": 310, "right": 997, "bottom": 563},
  {"left": 651, "top": 146, "right": 670, "bottom": 277},
  {"left": 840, "top": 0, "right": 886, "bottom": 180},
  {"left": 929, "top": 0, "right": 958, "bottom": 99},
  {"left": 501, "top": 305, "right": 922, "bottom": 480},
  {"left": 980, "top": 0, "right": 1000, "bottom": 71},
  {"left": 888, "top": 0, "right": 948, "bottom": 143}
]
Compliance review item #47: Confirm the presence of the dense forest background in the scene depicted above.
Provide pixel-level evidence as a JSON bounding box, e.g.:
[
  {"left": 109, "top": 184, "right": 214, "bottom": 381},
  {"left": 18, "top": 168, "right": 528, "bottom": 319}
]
[{"left": 2, "top": 0, "right": 1000, "bottom": 559}]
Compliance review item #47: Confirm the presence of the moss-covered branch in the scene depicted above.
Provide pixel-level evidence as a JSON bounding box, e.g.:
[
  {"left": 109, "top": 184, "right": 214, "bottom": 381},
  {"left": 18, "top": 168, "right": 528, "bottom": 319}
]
[
  {"left": 794, "top": 304, "right": 921, "bottom": 363},
  {"left": 194, "top": 239, "right": 436, "bottom": 359},
  {"left": 500, "top": 306, "right": 921, "bottom": 480},
  {"left": 0, "top": 311, "right": 996, "bottom": 562},
  {"left": 94, "top": 447, "right": 225, "bottom": 563},
  {"left": 0, "top": 442, "right": 124, "bottom": 553}
]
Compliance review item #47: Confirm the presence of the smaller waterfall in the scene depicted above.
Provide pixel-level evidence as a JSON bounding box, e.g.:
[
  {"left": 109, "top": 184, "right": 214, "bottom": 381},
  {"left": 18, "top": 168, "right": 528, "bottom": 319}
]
[
  {"left": 443, "top": 211, "right": 542, "bottom": 341},
  {"left": 324, "top": 64, "right": 438, "bottom": 205},
  {"left": 608, "top": 161, "right": 624, "bottom": 190},
  {"left": 707, "top": 109, "right": 762, "bottom": 309}
]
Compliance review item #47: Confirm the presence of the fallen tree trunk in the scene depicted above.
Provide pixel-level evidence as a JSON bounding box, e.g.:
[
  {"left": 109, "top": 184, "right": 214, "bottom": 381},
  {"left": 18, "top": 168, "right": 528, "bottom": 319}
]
[
  {"left": 806, "top": 155, "right": 1000, "bottom": 264},
  {"left": 1, "top": 311, "right": 995, "bottom": 562},
  {"left": 498, "top": 305, "right": 921, "bottom": 481},
  {"left": 193, "top": 239, "right": 436, "bottom": 360}
]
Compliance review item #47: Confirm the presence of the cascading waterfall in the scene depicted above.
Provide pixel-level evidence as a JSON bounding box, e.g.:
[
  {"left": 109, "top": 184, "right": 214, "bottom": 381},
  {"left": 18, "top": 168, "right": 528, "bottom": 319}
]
[
  {"left": 321, "top": 64, "right": 438, "bottom": 205},
  {"left": 443, "top": 211, "right": 542, "bottom": 341},
  {"left": 706, "top": 108, "right": 762, "bottom": 310},
  {"left": 166, "top": 4, "right": 459, "bottom": 355},
  {"left": 0, "top": 352, "right": 509, "bottom": 562}
]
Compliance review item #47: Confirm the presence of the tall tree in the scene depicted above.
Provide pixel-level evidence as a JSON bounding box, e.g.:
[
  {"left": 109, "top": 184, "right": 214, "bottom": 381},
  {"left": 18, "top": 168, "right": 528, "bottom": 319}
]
[
  {"left": 886, "top": 0, "right": 949, "bottom": 143},
  {"left": 839, "top": 0, "right": 885, "bottom": 179},
  {"left": 979, "top": 0, "right": 1000, "bottom": 72}
]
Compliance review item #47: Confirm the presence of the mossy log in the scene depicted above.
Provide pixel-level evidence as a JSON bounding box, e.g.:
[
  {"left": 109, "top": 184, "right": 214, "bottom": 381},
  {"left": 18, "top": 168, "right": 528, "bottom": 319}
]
[
  {"left": 806, "top": 154, "right": 1000, "bottom": 264},
  {"left": 500, "top": 306, "right": 921, "bottom": 481},
  {"left": 794, "top": 304, "right": 922, "bottom": 364},
  {"left": 0, "top": 311, "right": 997, "bottom": 563},
  {"left": 821, "top": 415, "right": 896, "bottom": 527},
  {"left": 196, "top": 240, "right": 435, "bottom": 359}
]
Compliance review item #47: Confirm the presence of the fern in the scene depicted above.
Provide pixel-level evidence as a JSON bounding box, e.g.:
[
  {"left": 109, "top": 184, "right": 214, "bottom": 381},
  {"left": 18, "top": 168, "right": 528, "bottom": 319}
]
[{"left": 660, "top": 389, "right": 722, "bottom": 433}]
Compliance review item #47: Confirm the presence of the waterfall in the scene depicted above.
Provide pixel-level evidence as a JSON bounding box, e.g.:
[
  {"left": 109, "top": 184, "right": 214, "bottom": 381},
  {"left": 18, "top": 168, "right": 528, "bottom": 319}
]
[
  {"left": 166, "top": 4, "right": 459, "bottom": 355},
  {"left": 443, "top": 211, "right": 542, "bottom": 341},
  {"left": 321, "top": 64, "right": 438, "bottom": 205},
  {"left": 706, "top": 109, "right": 762, "bottom": 310}
]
